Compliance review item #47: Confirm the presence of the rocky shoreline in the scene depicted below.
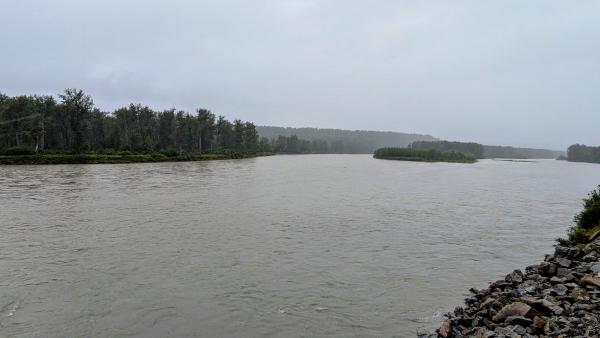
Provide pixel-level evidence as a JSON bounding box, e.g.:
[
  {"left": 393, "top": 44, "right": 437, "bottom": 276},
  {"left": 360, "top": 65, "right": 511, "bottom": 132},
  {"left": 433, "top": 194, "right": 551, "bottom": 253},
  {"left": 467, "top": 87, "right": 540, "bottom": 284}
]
[{"left": 422, "top": 234, "right": 600, "bottom": 338}]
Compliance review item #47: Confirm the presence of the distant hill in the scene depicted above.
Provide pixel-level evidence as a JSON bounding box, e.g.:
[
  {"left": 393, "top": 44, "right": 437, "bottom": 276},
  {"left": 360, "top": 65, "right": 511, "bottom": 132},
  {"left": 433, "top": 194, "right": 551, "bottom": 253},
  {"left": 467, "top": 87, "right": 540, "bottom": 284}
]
[{"left": 256, "top": 126, "right": 437, "bottom": 154}]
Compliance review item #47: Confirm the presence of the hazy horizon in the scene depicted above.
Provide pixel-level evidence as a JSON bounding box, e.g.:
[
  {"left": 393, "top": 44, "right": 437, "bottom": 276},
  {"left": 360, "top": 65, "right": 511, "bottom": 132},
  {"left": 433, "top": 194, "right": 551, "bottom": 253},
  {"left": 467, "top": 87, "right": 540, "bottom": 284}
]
[{"left": 2, "top": 0, "right": 599, "bottom": 150}]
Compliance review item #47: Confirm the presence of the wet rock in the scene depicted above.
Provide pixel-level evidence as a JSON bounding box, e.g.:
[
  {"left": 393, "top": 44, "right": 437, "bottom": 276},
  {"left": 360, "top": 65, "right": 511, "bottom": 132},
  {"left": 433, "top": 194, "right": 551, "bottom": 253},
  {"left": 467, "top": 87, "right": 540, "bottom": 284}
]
[
  {"left": 556, "top": 267, "right": 571, "bottom": 277},
  {"left": 505, "top": 270, "right": 523, "bottom": 284},
  {"left": 512, "top": 324, "right": 526, "bottom": 335},
  {"left": 554, "top": 246, "right": 568, "bottom": 258},
  {"left": 504, "top": 315, "right": 532, "bottom": 327},
  {"left": 538, "top": 299, "right": 566, "bottom": 316},
  {"left": 557, "top": 258, "right": 572, "bottom": 268},
  {"left": 425, "top": 242, "right": 600, "bottom": 338},
  {"left": 492, "top": 302, "right": 533, "bottom": 322},
  {"left": 553, "top": 283, "right": 568, "bottom": 296},
  {"left": 582, "top": 252, "right": 597, "bottom": 262},
  {"left": 582, "top": 275, "right": 600, "bottom": 288},
  {"left": 437, "top": 320, "right": 452, "bottom": 338}
]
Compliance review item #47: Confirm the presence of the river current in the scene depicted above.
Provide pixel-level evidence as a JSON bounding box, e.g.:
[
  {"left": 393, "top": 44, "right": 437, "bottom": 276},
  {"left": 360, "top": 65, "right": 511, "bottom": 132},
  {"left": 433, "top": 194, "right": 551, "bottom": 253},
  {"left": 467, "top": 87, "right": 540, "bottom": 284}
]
[{"left": 2, "top": 155, "right": 600, "bottom": 337}]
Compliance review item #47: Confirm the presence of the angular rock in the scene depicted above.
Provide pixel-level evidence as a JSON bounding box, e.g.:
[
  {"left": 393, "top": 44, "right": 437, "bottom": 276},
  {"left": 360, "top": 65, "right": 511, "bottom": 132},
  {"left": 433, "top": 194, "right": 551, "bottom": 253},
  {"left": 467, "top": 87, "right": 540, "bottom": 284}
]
[
  {"left": 479, "top": 297, "right": 495, "bottom": 309},
  {"left": 505, "top": 270, "right": 523, "bottom": 284},
  {"left": 553, "top": 284, "right": 568, "bottom": 296},
  {"left": 582, "top": 275, "right": 600, "bottom": 288},
  {"left": 538, "top": 299, "right": 566, "bottom": 316},
  {"left": 492, "top": 302, "right": 533, "bottom": 322},
  {"left": 437, "top": 320, "right": 452, "bottom": 338},
  {"left": 556, "top": 267, "right": 571, "bottom": 277},
  {"left": 504, "top": 315, "right": 532, "bottom": 327},
  {"left": 512, "top": 324, "right": 526, "bottom": 335},
  {"left": 557, "top": 258, "right": 572, "bottom": 268},
  {"left": 582, "top": 252, "right": 597, "bottom": 262}
]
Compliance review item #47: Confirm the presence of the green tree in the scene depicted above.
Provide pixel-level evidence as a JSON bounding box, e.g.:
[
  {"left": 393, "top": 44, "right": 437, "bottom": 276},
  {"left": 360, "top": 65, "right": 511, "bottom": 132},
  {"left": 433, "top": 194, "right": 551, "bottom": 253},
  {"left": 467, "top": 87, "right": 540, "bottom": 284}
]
[
  {"left": 233, "top": 119, "right": 244, "bottom": 149},
  {"left": 158, "top": 109, "right": 176, "bottom": 150},
  {"left": 59, "top": 89, "right": 94, "bottom": 153},
  {"left": 197, "top": 109, "right": 215, "bottom": 152}
]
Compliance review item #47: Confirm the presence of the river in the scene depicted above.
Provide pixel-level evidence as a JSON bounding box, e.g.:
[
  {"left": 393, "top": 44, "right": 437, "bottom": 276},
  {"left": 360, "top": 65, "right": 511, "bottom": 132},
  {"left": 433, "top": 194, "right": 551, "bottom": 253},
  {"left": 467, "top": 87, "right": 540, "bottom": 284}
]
[{"left": 1, "top": 155, "right": 600, "bottom": 337}]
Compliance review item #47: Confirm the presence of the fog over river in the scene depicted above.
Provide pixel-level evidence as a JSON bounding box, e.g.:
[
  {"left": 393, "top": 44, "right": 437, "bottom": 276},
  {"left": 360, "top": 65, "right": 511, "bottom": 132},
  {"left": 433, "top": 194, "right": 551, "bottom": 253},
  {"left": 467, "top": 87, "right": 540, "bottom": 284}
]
[{"left": 2, "top": 155, "right": 600, "bottom": 337}]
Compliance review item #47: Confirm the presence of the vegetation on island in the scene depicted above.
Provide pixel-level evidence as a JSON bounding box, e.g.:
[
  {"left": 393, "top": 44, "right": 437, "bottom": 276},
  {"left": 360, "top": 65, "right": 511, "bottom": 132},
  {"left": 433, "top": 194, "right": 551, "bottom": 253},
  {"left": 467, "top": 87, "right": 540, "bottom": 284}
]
[
  {"left": 0, "top": 89, "right": 272, "bottom": 164},
  {"left": 567, "top": 144, "right": 600, "bottom": 164},
  {"left": 410, "top": 140, "right": 562, "bottom": 159},
  {"left": 558, "top": 185, "right": 600, "bottom": 246},
  {"left": 410, "top": 140, "right": 484, "bottom": 158},
  {"left": 373, "top": 147, "right": 476, "bottom": 163}
]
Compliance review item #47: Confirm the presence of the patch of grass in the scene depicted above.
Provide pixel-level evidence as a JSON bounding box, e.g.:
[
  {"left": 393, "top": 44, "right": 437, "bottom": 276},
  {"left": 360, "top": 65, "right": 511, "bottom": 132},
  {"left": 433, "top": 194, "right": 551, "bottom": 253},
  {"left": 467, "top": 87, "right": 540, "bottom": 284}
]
[{"left": 0, "top": 151, "right": 273, "bottom": 165}]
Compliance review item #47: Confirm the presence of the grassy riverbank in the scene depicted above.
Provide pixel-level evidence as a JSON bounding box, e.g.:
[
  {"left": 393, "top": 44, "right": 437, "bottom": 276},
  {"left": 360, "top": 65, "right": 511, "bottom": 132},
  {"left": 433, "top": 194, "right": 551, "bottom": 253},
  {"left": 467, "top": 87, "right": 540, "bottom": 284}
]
[
  {"left": 373, "top": 147, "right": 476, "bottom": 163},
  {"left": 0, "top": 150, "right": 273, "bottom": 165}
]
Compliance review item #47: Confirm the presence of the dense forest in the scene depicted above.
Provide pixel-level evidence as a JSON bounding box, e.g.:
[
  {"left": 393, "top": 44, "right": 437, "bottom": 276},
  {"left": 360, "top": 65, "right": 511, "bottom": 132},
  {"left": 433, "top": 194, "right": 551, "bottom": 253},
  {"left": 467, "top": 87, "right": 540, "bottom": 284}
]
[
  {"left": 410, "top": 140, "right": 484, "bottom": 158},
  {"left": 373, "top": 147, "right": 476, "bottom": 163},
  {"left": 410, "top": 140, "right": 562, "bottom": 159},
  {"left": 567, "top": 144, "right": 600, "bottom": 164},
  {"left": 257, "top": 126, "right": 437, "bottom": 154},
  {"left": 0, "top": 89, "right": 261, "bottom": 155}
]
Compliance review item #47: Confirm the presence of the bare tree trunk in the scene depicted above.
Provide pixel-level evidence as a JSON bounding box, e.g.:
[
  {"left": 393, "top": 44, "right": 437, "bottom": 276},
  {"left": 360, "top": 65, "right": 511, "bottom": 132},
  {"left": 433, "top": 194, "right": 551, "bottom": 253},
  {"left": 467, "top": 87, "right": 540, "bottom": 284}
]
[
  {"left": 198, "top": 131, "right": 202, "bottom": 154},
  {"left": 40, "top": 118, "right": 45, "bottom": 150}
]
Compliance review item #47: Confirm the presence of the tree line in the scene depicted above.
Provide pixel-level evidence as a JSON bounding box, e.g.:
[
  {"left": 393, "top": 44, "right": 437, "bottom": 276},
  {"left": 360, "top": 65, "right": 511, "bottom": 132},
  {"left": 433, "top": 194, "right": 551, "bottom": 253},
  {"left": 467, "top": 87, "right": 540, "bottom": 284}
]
[
  {"left": 257, "top": 126, "right": 436, "bottom": 154},
  {"left": 0, "top": 89, "right": 260, "bottom": 154},
  {"left": 567, "top": 144, "right": 600, "bottom": 164},
  {"left": 261, "top": 135, "right": 367, "bottom": 154},
  {"left": 409, "top": 140, "right": 562, "bottom": 159}
]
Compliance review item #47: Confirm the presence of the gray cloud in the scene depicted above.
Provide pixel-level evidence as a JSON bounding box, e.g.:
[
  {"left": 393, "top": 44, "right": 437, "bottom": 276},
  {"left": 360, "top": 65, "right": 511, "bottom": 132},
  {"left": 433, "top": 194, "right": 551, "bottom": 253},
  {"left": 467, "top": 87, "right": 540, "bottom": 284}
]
[{"left": 1, "top": 0, "right": 599, "bottom": 149}]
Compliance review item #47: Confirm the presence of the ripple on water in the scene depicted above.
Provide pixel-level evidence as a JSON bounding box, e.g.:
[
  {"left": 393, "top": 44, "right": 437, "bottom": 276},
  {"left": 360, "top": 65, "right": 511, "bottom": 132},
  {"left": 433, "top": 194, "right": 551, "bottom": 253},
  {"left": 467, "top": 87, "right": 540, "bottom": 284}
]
[{"left": 1, "top": 156, "right": 600, "bottom": 337}]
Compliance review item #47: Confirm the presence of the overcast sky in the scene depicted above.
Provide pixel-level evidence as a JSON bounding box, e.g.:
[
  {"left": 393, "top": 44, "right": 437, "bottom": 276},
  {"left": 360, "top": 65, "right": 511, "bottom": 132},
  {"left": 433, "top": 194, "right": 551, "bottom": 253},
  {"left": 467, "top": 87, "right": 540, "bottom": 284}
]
[{"left": 1, "top": 1, "right": 599, "bottom": 149}]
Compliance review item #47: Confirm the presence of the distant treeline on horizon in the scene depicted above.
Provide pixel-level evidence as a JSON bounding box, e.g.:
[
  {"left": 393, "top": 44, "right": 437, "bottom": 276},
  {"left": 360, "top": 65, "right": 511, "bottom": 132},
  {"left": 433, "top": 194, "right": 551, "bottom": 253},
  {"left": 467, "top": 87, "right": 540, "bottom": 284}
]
[
  {"left": 0, "top": 90, "right": 584, "bottom": 159},
  {"left": 567, "top": 144, "right": 600, "bottom": 164},
  {"left": 258, "top": 126, "right": 565, "bottom": 158},
  {"left": 409, "top": 140, "right": 564, "bottom": 159},
  {"left": 257, "top": 126, "right": 437, "bottom": 154}
]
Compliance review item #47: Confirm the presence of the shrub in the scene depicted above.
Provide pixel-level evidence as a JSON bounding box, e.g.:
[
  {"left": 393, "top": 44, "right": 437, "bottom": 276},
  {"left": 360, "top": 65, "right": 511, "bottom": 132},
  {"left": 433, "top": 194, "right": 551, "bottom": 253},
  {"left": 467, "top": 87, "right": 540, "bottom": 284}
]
[
  {"left": 160, "top": 149, "right": 180, "bottom": 157},
  {"left": 150, "top": 152, "right": 168, "bottom": 161},
  {"left": 2, "top": 146, "right": 36, "bottom": 156},
  {"left": 558, "top": 185, "right": 600, "bottom": 246},
  {"left": 99, "top": 148, "right": 117, "bottom": 155},
  {"left": 575, "top": 185, "right": 600, "bottom": 230}
]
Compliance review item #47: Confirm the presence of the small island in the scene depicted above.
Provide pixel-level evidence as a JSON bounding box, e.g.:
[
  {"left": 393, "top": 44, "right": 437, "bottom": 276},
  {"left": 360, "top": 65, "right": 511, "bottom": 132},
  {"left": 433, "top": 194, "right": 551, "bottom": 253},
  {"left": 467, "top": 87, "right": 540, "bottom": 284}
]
[
  {"left": 373, "top": 147, "right": 476, "bottom": 163},
  {"left": 566, "top": 144, "right": 600, "bottom": 164}
]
